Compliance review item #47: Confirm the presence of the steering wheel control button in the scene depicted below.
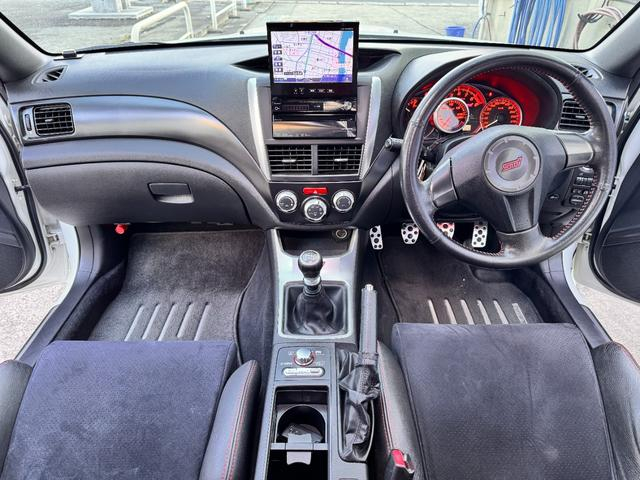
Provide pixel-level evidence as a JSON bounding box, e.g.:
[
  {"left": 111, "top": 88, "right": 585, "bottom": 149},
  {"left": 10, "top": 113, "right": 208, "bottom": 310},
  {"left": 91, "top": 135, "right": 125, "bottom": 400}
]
[
  {"left": 332, "top": 190, "right": 355, "bottom": 213},
  {"left": 283, "top": 367, "right": 325, "bottom": 377},
  {"left": 484, "top": 135, "right": 540, "bottom": 193},
  {"left": 275, "top": 190, "right": 298, "bottom": 213},
  {"left": 293, "top": 347, "right": 315, "bottom": 366},
  {"left": 302, "top": 197, "right": 328, "bottom": 223}
]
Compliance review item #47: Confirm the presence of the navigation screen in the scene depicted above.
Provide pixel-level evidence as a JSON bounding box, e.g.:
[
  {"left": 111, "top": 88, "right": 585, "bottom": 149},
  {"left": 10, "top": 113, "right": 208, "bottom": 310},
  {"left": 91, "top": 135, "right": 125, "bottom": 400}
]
[{"left": 270, "top": 29, "right": 355, "bottom": 84}]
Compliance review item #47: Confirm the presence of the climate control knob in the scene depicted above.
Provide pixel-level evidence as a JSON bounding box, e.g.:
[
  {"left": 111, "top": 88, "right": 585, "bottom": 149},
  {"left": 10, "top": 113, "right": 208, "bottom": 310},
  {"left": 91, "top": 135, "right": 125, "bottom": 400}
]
[
  {"left": 302, "top": 197, "right": 328, "bottom": 223},
  {"left": 275, "top": 190, "right": 298, "bottom": 213},
  {"left": 332, "top": 190, "right": 355, "bottom": 213}
]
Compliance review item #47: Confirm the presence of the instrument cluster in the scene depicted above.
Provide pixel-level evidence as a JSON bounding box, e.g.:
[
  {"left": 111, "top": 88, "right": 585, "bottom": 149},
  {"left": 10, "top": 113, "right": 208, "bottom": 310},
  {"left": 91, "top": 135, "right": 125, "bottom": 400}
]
[{"left": 404, "top": 83, "right": 523, "bottom": 137}]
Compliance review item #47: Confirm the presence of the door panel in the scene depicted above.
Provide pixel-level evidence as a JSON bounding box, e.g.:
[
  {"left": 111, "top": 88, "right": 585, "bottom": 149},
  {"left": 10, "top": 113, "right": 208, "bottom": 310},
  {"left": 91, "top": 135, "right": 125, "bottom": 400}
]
[
  {"left": 591, "top": 151, "right": 640, "bottom": 301},
  {"left": 0, "top": 173, "right": 35, "bottom": 290}
]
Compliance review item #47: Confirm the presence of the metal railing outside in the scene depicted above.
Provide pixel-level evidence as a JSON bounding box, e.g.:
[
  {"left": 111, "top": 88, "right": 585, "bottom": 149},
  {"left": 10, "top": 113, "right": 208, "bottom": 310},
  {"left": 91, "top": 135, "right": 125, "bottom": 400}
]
[
  {"left": 130, "top": 1, "right": 194, "bottom": 42},
  {"left": 207, "top": 0, "right": 238, "bottom": 31}
]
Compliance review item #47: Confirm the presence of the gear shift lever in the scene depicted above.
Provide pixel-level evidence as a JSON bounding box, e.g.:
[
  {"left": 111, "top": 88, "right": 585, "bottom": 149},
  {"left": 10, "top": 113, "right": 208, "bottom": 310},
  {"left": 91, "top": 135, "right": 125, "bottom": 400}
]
[
  {"left": 290, "top": 250, "right": 339, "bottom": 335},
  {"left": 298, "top": 250, "right": 324, "bottom": 296}
]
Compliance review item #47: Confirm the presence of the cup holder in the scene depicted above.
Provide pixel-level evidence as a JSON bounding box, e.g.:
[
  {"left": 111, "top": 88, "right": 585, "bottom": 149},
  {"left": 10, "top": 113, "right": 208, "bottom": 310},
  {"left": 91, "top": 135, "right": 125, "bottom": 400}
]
[{"left": 276, "top": 405, "right": 326, "bottom": 443}]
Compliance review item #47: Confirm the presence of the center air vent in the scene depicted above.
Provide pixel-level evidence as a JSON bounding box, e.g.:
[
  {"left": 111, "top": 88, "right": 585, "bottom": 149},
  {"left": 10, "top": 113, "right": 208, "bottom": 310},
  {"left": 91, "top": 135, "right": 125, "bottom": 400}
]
[
  {"left": 268, "top": 145, "right": 312, "bottom": 175},
  {"left": 558, "top": 99, "right": 590, "bottom": 132},
  {"left": 317, "top": 144, "right": 362, "bottom": 175},
  {"left": 33, "top": 104, "right": 75, "bottom": 136}
]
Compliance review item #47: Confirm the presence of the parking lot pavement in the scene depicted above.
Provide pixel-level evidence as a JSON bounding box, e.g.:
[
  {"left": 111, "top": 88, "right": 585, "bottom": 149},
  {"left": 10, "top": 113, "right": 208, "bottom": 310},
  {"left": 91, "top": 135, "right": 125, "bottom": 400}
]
[
  {"left": 577, "top": 284, "right": 640, "bottom": 360},
  {"left": 0, "top": 284, "right": 65, "bottom": 362},
  {"left": 0, "top": 281, "right": 637, "bottom": 363}
]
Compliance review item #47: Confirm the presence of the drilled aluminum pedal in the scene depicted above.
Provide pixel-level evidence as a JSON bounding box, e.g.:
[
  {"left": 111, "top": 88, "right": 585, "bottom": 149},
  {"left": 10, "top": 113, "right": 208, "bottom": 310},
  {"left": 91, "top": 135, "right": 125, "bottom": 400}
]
[
  {"left": 369, "top": 225, "right": 383, "bottom": 250},
  {"left": 401, "top": 222, "right": 419, "bottom": 245},
  {"left": 471, "top": 220, "right": 488, "bottom": 248},
  {"left": 436, "top": 221, "right": 455, "bottom": 239}
]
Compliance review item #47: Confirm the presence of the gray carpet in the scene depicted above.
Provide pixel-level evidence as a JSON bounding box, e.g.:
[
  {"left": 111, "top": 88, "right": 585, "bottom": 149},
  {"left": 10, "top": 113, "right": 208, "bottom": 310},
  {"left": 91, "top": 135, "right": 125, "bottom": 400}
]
[
  {"left": 378, "top": 235, "right": 541, "bottom": 327},
  {"left": 90, "top": 230, "right": 265, "bottom": 343}
]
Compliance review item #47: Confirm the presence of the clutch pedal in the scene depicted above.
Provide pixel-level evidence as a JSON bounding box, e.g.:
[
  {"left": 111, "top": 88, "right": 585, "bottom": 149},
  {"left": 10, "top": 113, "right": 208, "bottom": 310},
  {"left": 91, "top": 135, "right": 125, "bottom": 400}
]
[
  {"left": 401, "top": 223, "right": 419, "bottom": 245},
  {"left": 369, "top": 225, "right": 383, "bottom": 250},
  {"left": 436, "top": 221, "right": 455, "bottom": 239},
  {"left": 471, "top": 221, "right": 488, "bottom": 248}
]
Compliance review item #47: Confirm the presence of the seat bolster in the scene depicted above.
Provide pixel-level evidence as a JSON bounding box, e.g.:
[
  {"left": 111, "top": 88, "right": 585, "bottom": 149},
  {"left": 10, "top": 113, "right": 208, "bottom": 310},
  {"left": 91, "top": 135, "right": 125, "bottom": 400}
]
[
  {"left": 374, "top": 341, "right": 425, "bottom": 480},
  {"left": 200, "top": 360, "right": 260, "bottom": 480},
  {"left": 593, "top": 342, "right": 640, "bottom": 480},
  {"left": 0, "top": 360, "right": 31, "bottom": 474}
]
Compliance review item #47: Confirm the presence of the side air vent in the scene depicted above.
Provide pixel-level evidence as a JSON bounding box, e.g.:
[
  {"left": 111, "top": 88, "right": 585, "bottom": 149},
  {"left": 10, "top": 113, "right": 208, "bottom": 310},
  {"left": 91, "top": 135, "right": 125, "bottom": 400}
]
[
  {"left": 33, "top": 104, "right": 75, "bottom": 136},
  {"left": 572, "top": 65, "right": 600, "bottom": 80},
  {"left": 559, "top": 99, "right": 590, "bottom": 132},
  {"left": 35, "top": 66, "right": 66, "bottom": 83},
  {"left": 317, "top": 144, "right": 362, "bottom": 175},
  {"left": 268, "top": 145, "right": 312, "bottom": 175}
]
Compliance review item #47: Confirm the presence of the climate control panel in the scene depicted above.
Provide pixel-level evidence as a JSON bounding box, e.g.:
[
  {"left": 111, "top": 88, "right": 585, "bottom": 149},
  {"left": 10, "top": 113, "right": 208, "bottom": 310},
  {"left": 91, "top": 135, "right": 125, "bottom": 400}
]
[{"left": 270, "top": 182, "right": 360, "bottom": 224}]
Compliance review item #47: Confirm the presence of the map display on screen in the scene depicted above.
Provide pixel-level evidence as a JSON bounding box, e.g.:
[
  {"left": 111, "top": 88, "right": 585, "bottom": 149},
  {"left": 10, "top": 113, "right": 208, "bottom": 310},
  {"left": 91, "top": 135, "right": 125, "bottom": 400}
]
[{"left": 270, "top": 30, "right": 354, "bottom": 84}]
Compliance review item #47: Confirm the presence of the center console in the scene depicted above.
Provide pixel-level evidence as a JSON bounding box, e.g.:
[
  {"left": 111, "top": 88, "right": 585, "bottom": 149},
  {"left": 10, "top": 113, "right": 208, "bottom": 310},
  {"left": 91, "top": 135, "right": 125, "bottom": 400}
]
[
  {"left": 253, "top": 227, "right": 377, "bottom": 480},
  {"left": 249, "top": 21, "right": 382, "bottom": 227}
]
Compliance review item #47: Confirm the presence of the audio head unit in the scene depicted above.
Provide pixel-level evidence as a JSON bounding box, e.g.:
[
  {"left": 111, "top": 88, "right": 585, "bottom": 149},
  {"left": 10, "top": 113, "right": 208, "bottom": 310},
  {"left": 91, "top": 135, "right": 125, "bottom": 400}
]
[{"left": 267, "top": 21, "right": 359, "bottom": 98}]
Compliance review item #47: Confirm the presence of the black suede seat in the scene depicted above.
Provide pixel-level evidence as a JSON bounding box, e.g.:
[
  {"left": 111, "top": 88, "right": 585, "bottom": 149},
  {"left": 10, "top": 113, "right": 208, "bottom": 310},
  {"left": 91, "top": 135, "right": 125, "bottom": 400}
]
[
  {"left": 0, "top": 341, "right": 259, "bottom": 480},
  {"left": 376, "top": 323, "right": 640, "bottom": 480}
]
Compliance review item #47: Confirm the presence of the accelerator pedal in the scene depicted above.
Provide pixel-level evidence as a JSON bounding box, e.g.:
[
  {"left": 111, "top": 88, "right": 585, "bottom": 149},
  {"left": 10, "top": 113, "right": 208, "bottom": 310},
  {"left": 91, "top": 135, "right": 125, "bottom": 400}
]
[
  {"left": 436, "top": 221, "right": 455, "bottom": 239},
  {"left": 401, "top": 222, "right": 420, "bottom": 245},
  {"left": 471, "top": 220, "right": 488, "bottom": 248},
  {"left": 369, "top": 225, "right": 383, "bottom": 250}
]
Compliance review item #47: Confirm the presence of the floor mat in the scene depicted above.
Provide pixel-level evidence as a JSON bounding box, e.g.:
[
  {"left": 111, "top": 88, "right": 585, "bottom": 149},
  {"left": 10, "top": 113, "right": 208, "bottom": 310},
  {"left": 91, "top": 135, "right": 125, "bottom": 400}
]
[
  {"left": 90, "top": 230, "right": 265, "bottom": 342},
  {"left": 378, "top": 235, "right": 541, "bottom": 326}
]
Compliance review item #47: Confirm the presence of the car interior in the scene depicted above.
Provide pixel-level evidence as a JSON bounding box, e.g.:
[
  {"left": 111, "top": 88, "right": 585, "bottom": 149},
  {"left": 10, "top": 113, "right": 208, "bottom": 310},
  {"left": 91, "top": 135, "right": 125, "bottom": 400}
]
[{"left": 0, "top": 3, "right": 640, "bottom": 479}]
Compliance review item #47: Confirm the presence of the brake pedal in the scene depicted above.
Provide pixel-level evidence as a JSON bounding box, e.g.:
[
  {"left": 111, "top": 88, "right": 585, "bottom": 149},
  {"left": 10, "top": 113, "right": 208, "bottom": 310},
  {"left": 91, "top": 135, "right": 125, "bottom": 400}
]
[
  {"left": 436, "top": 221, "right": 455, "bottom": 239},
  {"left": 369, "top": 225, "right": 383, "bottom": 250},
  {"left": 401, "top": 222, "right": 419, "bottom": 245},
  {"left": 471, "top": 221, "right": 488, "bottom": 248}
]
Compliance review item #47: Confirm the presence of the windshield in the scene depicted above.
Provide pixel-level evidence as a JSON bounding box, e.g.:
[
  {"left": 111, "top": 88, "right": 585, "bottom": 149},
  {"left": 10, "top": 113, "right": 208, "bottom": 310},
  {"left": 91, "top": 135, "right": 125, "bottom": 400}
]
[{"left": 1, "top": 0, "right": 638, "bottom": 53}]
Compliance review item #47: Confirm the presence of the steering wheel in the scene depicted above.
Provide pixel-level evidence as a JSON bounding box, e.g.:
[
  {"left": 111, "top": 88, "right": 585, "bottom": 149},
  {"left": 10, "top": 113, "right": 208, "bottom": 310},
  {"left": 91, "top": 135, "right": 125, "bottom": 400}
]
[{"left": 400, "top": 51, "right": 617, "bottom": 268}]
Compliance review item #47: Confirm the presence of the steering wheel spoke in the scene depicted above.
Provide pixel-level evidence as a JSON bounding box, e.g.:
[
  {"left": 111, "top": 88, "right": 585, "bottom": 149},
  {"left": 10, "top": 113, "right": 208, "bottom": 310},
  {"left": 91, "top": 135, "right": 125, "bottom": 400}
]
[
  {"left": 428, "top": 158, "right": 458, "bottom": 208},
  {"left": 556, "top": 131, "right": 595, "bottom": 168},
  {"left": 495, "top": 226, "right": 552, "bottom": 260}
]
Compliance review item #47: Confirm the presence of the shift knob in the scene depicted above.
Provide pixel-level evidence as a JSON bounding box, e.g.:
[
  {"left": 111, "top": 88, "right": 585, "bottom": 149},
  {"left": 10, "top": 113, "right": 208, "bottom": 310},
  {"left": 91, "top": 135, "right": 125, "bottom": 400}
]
[{"left": 298, "top": 250, "right": 323, "bottom": 294}]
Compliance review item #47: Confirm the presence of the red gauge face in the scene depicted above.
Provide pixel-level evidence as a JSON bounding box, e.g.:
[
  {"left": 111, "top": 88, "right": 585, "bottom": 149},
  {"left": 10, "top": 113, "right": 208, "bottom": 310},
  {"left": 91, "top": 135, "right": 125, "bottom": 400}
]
[
  {"left": 448, "top": 84, "right": 486, "bottom": 108},
  {"left": 479, "top": 97, "right": 523, "bottom": 130},
  {"left": 433, "top": 97, "right": 469, "bottom": 134}
]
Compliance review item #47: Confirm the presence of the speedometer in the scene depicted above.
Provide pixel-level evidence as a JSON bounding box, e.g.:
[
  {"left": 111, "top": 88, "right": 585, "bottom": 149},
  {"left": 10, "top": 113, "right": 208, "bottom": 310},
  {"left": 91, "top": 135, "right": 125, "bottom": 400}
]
[
  {"left": 479, "top": 97, "right": 522, "bottom": 129},
  {"left": 433, "top": 97, "right": 469, "bottom": 134}
]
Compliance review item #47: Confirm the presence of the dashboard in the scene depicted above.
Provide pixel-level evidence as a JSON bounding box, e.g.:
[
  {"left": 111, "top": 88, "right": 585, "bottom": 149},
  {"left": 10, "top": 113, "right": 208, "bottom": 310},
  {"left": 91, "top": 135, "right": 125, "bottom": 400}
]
[{"left": 3, "top": 35, "right": 629, "bottom": 232}]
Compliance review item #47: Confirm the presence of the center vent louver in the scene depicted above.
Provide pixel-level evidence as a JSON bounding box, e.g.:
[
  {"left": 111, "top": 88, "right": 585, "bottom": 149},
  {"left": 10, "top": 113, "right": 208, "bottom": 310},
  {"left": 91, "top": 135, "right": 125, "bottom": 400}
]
[
  {"left": 317, "top": 144, "right": 362, "bottom": 175},
  {"left": 268, "top": 145, "right": 312, "bottom": 175},
  {"left": 33, "top": 103, "right": 75, "bottom": 137},
  {"left": 558, "top": 99, "right": 590, "bottom": 132}
]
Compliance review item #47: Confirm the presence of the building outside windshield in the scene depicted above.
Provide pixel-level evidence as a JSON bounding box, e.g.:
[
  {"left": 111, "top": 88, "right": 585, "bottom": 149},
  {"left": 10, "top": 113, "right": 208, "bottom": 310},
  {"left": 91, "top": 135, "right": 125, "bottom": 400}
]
[{"left": 1, "top": 0, "right": 638, "bottom": 54}]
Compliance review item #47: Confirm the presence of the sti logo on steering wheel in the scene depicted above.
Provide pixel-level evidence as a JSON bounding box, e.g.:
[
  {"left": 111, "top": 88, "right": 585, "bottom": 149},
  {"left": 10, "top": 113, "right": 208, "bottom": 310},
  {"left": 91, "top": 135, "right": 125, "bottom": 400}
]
[{"left": 501, "top": 156, "right": 524, "bottom": 173}]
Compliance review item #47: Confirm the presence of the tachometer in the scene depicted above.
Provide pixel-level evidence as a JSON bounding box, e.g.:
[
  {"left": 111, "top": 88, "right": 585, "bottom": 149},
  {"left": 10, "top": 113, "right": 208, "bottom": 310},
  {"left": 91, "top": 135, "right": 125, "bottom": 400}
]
[
  {"left": 449, "top": 84, "right": 486, "bottom": 108},
  {"left": 479, "top": 97, "right": 522, "bottom": 129},
  {"left": 433, "top": 97, "right": 469, "bottom": 134}
]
